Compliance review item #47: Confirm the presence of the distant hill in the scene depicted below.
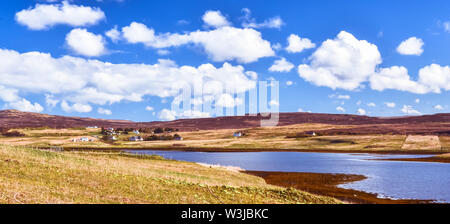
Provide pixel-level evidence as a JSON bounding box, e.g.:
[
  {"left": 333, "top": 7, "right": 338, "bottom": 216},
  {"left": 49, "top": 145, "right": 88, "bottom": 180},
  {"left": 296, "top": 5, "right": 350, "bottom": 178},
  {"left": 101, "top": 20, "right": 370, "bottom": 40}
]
[{"left": 2, "top": 109, "right": 450, "bottom": 134}]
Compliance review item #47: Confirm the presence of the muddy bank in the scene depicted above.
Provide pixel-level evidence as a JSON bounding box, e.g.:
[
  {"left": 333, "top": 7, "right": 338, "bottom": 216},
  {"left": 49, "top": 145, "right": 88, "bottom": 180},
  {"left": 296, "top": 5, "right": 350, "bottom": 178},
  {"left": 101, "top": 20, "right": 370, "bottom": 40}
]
[
  {"left": 372, "top": 156, "right": 450, "bottom": 163},
  {"left": 244, "top": 171, "right": 434, "bottom": 204}
]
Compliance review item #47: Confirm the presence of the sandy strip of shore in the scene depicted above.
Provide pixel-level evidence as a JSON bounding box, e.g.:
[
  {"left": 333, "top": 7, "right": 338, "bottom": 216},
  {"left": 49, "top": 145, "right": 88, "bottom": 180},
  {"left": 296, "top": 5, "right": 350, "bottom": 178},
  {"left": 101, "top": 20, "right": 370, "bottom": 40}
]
[{"left": 196, "top": 162, "right": 244, "bottom": 172}]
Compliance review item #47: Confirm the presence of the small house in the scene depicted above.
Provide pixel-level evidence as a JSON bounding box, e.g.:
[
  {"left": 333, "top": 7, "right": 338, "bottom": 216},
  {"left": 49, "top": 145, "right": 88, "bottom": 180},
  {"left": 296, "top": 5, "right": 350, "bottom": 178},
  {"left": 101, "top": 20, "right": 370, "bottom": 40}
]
[
  {"left": 133, "top": 130, "right": 140, "bottom": 134},
  {"left": 233, "top": 132, "right": 242, "bottom": 137},
  {"left": 72, "top": 137, "right": 95, "bottom": 142},
  {"left": 80, "top": 137, "right": 90, "bottom": 142},
  {"left": 129, "top": 136, "right": 143, "bottom": 141},
  {"left": 305, "top": 131, "right": 317, "bottom": 136}
]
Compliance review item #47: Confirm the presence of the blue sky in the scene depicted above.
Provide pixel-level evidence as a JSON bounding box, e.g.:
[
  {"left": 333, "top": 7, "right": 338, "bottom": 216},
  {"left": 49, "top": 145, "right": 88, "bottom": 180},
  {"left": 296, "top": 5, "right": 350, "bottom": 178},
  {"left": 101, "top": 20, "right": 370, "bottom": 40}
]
[{"left": 1, "top": 0, "right": 450, "bottom": 121}]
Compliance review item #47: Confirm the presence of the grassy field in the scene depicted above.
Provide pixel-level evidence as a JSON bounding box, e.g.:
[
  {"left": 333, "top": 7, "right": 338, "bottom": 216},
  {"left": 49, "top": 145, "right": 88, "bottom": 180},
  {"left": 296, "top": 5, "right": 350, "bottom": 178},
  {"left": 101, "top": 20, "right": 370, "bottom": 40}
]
[
  {"left": 0, "top": 144, "right": 339, "bottom": 204},
  {"left": 1, "top": 125, "right": 449, "bottom": 153}
]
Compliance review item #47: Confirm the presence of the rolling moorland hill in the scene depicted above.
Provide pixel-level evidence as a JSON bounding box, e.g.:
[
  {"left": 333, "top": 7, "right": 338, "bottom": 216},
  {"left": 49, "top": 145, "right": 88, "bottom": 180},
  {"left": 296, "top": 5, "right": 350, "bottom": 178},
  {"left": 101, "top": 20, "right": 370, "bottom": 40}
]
[{"left": 2, "top": 109, "right": 450, "bottom": 135}]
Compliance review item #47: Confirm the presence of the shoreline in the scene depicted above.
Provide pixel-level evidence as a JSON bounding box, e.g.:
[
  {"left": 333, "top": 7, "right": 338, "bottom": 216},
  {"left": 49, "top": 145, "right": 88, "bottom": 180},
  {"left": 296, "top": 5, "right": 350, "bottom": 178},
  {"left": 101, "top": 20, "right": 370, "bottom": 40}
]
[
  {"left": 244, "top": 171, "right": 435, "bottom": 204},
  {"left": 58, "top": 146, "right": 447, "bottom": 155},
  {"left": 372, "top": 156, "right": 450, "bottom": 163}
]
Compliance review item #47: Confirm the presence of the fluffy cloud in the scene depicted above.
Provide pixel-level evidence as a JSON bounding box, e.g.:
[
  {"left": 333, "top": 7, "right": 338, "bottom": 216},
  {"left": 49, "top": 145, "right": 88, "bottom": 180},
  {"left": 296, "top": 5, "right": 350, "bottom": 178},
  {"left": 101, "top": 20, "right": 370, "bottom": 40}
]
[
  {"left": 0, "top": 85, "right": 19, "bottom": 102},
  {"left": 329, "top": 94, "right": 350, "bottom": 100},
  {"left": 367, "top": 102, "right": 376, "bottom": 107},
  {"left": 0, "top": 85, "right": 43, "bottom": 112},
  {"left": 286, "top": 81, "right": 293, "bottom": 86},
  {"left": 189, "top": 27, "right": 274, "bottom": 63},
  {"left": 145, "top": 106, "right": 154, "bottom": 111},
  {"left": 357, "top": 108, "right": 366, "bottom": 115},
  {"left": 15, "top": 1, "right": 105, "bottom": 30},
  {"left": 158, "top": 109, "right": 209, "bottom": 121},
  {"left": 97, "top": 107, "right": 112, "bottom": 115},
  {"left": 294, "top": 32, "right": 450, "bottom": 94},
  {"left": 0, "top": 48, "right": 256, "bottom": 114},
  {"left": 397, "top": 37, "right": 424, "bottom": 56},
  {"left": 121, "top": 22, "right": 274, "bottom": 63},
  {"left": 370, "top": 66, "right": 428, "bottom": 94},
  {"left": 215, "top": 94, "right": 243, "bottom": 108},
  {"left": 268, "top": 58, "right": 294, "bottom": 72},
  {"left": 336, "top": 106, "right": 345, "bottom": 112},
  {"left": 157, "top": 50, "right": 171, "bottom": 56},
  {"left": 105, "top": 26, "right": 121, "bottom": 43},
  {"left": 385, "top": 102, "right": 396, "bottom": 108},
  {"left": 298, "top": 31, "right": 381, "bottom": 90},
  {"left": 269, "top": 100, "right": 279, "bottom": 106},
  {"left": 179, "top": 110, "right": 211, "bottom": 119},
  {"left": 368, "top": 64, "right": 450, "bottom": 94},
  {"left": 285, "top": 34, "right": 315, "bottom": 53},
  {"left": 401, "top": 105, "right": 421, "bottom": 115},
  {"left": 7, "top": 98, "right": 44, "bottom": 113},
  {"left": 241, "top": 8, "right": 284, "bottom": 29},
  {"left": 158, "top": 109, "right": 177, "bottom": 121},
  {"left": 61, "top": 101, "right": 92, "bottom": 113},
  {"left": 202, "top": 10, "right": 230, "bottom": 28},
  {"left": 45, "top": 94, "right": 59, "bottom": 108},
  {"left": 417, "top": 64, "right": 450, "bottom": 93},
  {"left": 66, "top": 28, "right": 106, "bottom": 57},
  {"left": 434, "top": 105, "right": 444, "bottom": 110}
]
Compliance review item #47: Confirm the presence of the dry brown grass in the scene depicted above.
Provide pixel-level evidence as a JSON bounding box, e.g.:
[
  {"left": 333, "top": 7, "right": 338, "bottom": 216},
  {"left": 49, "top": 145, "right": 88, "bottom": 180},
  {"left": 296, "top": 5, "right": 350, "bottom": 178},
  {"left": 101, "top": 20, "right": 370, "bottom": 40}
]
[
  {"left": 0, "top": 144, "right": 340, "bottom": 204},
  {"left": 2, "top": 125, "right": 449, "bottom": 153}
]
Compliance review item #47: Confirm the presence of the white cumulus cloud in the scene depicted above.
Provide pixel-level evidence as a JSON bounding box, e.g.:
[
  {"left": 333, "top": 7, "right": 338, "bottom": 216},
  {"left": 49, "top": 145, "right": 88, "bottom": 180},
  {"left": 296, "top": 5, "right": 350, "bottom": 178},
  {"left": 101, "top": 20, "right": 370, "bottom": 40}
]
[
  {"left": 285, "top": 34, "right": 315, "bottom": 53},
  {"left": 66, "top": 28, "right": 106, "bottom": 57},
  {"left": 105, "top": 26, "right": 121, "bottom": 43},
  {"left": 401, "top": 105, "right": 421, "bottom": 115},
  {"left": 61, "top": 100, "right": 92, "bottom": 113},
  {"left": 298, "top": 31, "right": 381, "bottom": 90},
  {"left": 121, "top": 22, "right": 274, "bottom": 63},
  {"left": 434, "top": 105, "right": 444, "bottom": 110},
  {"left": 357, "top": 108, "right": 366, "bottom": 115},
  {"left": 0, "top": 48, "right": 256, "bottom": 115},
  {"left": 370, "top": 66, "right": 428, "bottom": 94},
  {"left": 417, "top": 64, "right": 450, "bottom": 93},
  {"left": 215, "top": 94, "right": 243, "bottom": 108},
  {"left": 385, "top": 102, "right": 396, "bottom": 108},
  {"left": 158, "top": 109, "right": 177, "bottom": 121},
  {"left": 397, "top": 37, "right": 424, "bottom": 56},
  {"left": 336, "top": 106, "right": 345, "bottom": 112},
  {"left": 15, "top": 1, "right": 105, "bottom": 30},
  {"left": 97, "top": 107, "right": 112, "bottom": 115},
  {"left": 202, "top": 10, "right": 231, "bottom": 28},
  {"left": 7, "top": 98, "right": 44, "bottom": 113},
  {"left": 268, "top": 58, "right": 294, "bottom": 72},
  {"left": 241, "top": 8, "right": 284, "bottom": 29},
  {"left": 329, "top": 94, "right": 350, "bottom": 100}
]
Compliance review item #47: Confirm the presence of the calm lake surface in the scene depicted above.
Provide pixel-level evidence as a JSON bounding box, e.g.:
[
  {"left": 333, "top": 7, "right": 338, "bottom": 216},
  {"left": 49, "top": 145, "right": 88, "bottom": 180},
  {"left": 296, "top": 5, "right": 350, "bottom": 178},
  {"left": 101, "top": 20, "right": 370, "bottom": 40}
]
[{"left": 126, "top": 150, "right": 450, "bottom": 202}]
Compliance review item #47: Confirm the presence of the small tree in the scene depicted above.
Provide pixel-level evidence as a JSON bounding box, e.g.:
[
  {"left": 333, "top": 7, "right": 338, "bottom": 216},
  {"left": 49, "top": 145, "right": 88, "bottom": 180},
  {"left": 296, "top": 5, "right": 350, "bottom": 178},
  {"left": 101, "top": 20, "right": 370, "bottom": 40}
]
[
  {"left": 154, "top": 127, "right": 164, "bottom": 134},
  {"left": 144, "top": 135, "right": 160, "bottom": 141}
]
